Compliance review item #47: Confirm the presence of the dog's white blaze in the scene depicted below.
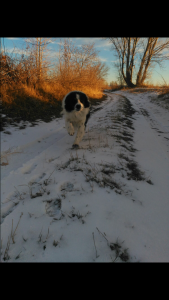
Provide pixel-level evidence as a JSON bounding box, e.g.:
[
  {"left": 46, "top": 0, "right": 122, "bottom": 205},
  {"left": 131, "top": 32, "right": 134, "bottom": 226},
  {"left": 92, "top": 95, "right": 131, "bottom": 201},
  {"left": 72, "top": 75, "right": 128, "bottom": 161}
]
[{"left": 76, "top": 93, "right": 80, "bottom": 100}]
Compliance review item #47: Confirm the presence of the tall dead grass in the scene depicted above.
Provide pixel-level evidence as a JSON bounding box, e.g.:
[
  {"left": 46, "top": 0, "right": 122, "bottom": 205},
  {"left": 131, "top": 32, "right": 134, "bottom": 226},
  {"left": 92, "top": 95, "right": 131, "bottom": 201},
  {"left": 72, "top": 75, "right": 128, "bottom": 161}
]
[{"left": 1, "top": 80, "right": 106, "bottom": 104}]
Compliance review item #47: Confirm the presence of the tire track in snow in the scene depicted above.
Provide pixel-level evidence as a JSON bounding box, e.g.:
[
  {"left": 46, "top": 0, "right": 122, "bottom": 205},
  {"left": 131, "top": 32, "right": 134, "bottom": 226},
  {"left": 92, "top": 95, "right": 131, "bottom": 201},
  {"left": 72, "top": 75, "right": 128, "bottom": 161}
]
[
  {"left": 1, "top": 127, "right": 72, "bottom": 222},
  {"left": 124, "top": 92, "right": 169, "bottom": 162},
  {"left": 2, "top": 127, "right": 67, "bottom": 179}
]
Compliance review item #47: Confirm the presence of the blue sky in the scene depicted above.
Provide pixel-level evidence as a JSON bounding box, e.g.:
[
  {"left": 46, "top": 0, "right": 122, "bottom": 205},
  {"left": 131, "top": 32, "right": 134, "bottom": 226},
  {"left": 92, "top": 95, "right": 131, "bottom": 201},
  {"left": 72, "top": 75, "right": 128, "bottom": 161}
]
[{"left": 2, "top": 37, "right": 169, "bottom": 85}]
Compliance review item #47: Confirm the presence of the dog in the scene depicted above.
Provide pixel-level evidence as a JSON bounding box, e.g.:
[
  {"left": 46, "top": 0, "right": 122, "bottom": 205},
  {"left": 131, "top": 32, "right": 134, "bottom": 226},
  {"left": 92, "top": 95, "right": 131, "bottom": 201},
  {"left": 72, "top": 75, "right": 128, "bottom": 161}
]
[{"left": 62, "top": 91, "right": 91, "bottom": 148}]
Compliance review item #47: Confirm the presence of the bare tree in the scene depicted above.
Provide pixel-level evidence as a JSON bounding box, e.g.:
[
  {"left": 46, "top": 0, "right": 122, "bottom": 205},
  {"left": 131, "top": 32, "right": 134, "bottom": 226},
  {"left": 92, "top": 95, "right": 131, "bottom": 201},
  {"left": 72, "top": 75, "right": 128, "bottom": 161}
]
[
  {"left": 108, "top": 38, "right": 139, "bottom": 87},
  {"left": 55, "top": 38, "right": 109, "bottom": 91},
  {"left": 25, "top": 38, "right": 56, "bottom": 84},
  {"left": 107, "top": 37, "right": 169, "bottom": 87}
]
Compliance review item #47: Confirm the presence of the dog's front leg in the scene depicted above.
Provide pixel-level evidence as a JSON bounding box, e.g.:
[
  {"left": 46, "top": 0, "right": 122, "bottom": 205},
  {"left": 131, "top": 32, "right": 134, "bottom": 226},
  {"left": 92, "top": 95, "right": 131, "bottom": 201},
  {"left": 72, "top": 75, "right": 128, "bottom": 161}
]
[
  {"left": 73, "top": 124, "right": 85, "bottom": 147},
  {"left": 65, "top": 119, "right": 74, "bottom": 136}
]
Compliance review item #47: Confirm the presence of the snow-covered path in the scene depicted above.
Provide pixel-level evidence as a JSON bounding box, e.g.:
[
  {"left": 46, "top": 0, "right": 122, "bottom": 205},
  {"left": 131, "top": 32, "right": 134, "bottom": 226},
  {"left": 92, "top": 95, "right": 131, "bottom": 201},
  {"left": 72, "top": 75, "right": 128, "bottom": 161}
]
[{"left": 1, "top": 90, "right": 169, "bottom": 262}]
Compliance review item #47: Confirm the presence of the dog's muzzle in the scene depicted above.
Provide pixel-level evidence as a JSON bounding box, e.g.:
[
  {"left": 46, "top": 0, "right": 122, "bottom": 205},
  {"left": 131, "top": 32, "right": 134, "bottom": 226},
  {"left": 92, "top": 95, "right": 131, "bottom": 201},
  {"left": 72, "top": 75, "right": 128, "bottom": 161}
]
[{"left": 75, "top": 104, "right": 81, "bottom": 111}]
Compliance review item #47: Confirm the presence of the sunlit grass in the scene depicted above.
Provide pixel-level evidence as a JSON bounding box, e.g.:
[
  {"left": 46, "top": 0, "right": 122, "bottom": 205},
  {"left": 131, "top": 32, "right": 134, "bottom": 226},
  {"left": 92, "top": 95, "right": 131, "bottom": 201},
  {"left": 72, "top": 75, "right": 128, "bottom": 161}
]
[{"left": 1, "top": 80, "right": 109, "bottom": 132}]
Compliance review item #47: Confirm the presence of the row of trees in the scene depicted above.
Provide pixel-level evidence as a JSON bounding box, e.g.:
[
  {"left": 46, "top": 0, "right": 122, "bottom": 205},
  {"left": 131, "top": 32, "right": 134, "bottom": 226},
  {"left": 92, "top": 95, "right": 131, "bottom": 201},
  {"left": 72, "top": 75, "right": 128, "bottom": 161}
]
[{"left": 0, "top": 38, "right": 109, "bottom": 96}]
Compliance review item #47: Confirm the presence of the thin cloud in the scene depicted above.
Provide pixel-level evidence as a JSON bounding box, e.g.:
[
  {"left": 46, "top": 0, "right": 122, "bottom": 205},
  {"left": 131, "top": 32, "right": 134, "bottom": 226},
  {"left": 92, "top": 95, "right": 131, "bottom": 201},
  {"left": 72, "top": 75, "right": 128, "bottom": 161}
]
[
  {"left": 95, "top": 39, "right": 112, "bottom": 48},
  {"left": 6, "top": 37, "right": 19, "bottom": 40},
  {"left": 98, "top": 56, "right": 107, "bottom": 62},
  {"left": 75, "top": 38, "right": 112, "bottom": 48},
  {"left": 111, "top": 59, "right": 119, "bottom": 63}
]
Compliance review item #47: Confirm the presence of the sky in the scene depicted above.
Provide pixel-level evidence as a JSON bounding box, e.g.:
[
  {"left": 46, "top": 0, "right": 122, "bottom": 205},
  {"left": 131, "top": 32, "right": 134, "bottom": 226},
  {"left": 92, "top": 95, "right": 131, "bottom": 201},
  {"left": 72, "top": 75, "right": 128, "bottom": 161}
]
[{"left": 1, "top": 37, "right": 169, "bottom": 85}]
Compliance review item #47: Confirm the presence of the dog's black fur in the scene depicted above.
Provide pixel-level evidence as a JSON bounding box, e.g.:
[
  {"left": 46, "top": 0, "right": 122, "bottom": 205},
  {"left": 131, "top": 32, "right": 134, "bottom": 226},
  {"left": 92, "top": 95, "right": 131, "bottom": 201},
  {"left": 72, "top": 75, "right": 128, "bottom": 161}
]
[
  {"left": 63, "top": 91, "right": 91, "bottom": 128},
  {"left": 62, "top": 91, "right": 91, "bottom": 147},
  {"left": 84, "top": 111, "right": 90, "bottom": 128}
]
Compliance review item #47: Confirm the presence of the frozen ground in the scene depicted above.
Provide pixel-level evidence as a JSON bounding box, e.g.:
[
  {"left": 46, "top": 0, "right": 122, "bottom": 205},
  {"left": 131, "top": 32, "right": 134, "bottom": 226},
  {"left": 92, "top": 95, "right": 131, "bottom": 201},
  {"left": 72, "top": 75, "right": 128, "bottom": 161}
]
[{"left": 1, "top": 89, "right": 169, "bottom": 262}]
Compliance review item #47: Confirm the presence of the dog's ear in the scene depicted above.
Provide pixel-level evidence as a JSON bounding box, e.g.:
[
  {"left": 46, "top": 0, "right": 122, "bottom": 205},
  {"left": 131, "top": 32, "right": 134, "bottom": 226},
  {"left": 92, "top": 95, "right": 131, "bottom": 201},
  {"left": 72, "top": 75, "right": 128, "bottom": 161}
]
[{"left": 64, "top": 92, "right": 77, "bottom": 112}]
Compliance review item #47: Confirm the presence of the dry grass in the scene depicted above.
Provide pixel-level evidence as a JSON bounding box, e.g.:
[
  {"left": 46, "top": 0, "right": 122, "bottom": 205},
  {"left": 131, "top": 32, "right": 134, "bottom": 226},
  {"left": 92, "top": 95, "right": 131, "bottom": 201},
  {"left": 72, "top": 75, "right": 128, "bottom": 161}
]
[
  {"left": 3, "top": 212, "right": 23, "bottom": 261},
  {"left": 122, "top": 82, "right": 169, "bottom": 95},
  {"left": 120, "top": 83, "right": 169, "bottom": 110},
  {"left": 1, "top": 80, "right": 107, "bottom": 132},
  {"left": 157, "top": 87, "right": 169, "bottom": 97},
  {"left": 1, "top": 81, "right": 105, "bottom": 104}
]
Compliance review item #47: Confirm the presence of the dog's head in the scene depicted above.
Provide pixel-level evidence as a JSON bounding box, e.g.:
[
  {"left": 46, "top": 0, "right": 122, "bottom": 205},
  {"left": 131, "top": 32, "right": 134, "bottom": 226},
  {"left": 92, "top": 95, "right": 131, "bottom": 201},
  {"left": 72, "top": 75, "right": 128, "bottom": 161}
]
[{"left": 63, "top": 91, "right": 90, "bottom": 113}]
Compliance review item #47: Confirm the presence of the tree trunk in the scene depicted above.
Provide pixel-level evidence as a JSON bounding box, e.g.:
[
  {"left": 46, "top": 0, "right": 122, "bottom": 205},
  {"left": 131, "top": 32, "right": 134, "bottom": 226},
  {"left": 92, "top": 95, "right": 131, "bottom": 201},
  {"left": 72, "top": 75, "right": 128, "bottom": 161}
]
[
  {"left": 126, "top": 38, "right": 131, "bottom": 83},
  {"left": 136, "top": 38, "right": 159, "bottom": 86},
  {"left": 122, "top": 38, "right": 136, "bottom": 88},
  {"left": 129, "top": 38, "right": 138, "bottom": 82},
  {"left": 140, "top": 38, "right": 158, "bottom": 84},
  {"left": 136, "top": 38, "right": 152, "bottom": 85},
  {"left": 125, "top": 77, "right": 136, "bottom": 87}
]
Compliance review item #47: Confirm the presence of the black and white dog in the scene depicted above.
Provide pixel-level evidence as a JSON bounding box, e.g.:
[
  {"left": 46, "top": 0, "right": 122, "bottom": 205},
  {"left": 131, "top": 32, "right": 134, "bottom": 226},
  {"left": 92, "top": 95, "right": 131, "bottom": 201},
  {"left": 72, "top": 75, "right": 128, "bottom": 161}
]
[{"left": 62, "top": 91, "right": 91, "bottom": 148}]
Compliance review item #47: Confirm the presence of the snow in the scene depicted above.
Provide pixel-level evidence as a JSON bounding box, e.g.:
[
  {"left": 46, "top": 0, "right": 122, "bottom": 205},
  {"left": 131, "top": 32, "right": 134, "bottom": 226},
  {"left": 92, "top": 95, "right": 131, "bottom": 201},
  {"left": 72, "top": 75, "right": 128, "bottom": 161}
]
[{"left": 1, "top": 90, "right": 169, "bottom": 262}]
